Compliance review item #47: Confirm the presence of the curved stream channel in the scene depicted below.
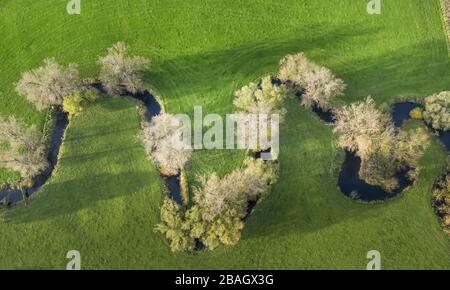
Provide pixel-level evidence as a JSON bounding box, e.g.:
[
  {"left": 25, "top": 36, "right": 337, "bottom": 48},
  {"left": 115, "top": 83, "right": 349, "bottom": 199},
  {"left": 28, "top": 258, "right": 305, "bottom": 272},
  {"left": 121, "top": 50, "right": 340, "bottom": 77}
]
[
  {"left": 93, "top": 84, "right": 184, "bottom": 205},
  {"left": 2, "top": 83, "right": 447, "bottom": 208},
  {"left": 0, "top": 110, "right": 69, "bottom": 206},
  {"left": 0, "top": 85, "right": 185, "bottom": 208},
  {"left": 290, "top": 87, "right": 449, "bottom": 202}
]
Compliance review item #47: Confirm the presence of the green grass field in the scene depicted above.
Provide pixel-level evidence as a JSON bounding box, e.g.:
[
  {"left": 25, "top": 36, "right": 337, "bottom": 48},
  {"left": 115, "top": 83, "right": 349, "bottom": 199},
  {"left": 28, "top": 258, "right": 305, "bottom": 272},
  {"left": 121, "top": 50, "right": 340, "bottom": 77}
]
[{"left": 0, "top": 0, "right": 449, "bottom": 269}]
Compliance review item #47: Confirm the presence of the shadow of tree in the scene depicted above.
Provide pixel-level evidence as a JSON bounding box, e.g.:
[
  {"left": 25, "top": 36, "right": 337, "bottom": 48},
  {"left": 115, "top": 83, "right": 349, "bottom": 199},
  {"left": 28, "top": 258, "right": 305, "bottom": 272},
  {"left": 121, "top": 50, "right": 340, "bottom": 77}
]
[
  {"left": 7, "top": 170, "right": 161, "bottom": 224},
  {"left": 143, "top": 23, "right": 384, "bottom": 114}
]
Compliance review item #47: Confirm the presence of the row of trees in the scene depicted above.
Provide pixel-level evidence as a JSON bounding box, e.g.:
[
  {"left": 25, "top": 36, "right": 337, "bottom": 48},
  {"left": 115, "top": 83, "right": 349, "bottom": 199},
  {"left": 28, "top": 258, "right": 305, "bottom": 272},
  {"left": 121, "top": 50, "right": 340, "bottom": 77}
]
[
  {"left": 155, "top": 158, "right": 278, "bottom": 252},
  {"left": 333, "top": 97, "right": 430, "bottom": 191},
  {"left": 1, "top": 42, "right": 151, "bottom": 183},
  {"left": 15, "top": 42, "right": 150, "bottom": 112},
  {"left": 278, "top": 52, "right": 346, "bottom": 111}
]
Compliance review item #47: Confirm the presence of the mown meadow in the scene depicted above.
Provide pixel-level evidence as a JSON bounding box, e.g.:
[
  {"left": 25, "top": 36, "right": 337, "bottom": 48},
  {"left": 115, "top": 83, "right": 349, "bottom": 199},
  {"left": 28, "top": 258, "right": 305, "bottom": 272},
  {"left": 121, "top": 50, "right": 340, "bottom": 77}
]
[{"left": 0, "top": 0, "right": 449, "bottom": 269}]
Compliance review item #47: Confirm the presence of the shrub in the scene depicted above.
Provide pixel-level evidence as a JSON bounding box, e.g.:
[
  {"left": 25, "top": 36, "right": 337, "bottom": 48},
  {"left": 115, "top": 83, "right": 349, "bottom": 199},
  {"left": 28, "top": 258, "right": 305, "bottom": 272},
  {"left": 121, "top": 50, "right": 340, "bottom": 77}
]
[
  {"left": 409, "top": 107, "right": 424, "bottom": 120},
  {"left": 16, "top": 58, "right": 81, "bottom": 111},
  {"left": 183, "top": 205, "right": 244, "bottom": 250},
  {"left": 193, "top": 172, "right": 248, "bottom": 222},
  {"left": 82, "top": 89, "right": 101, "bottom": 103},
  {"left": 423, "top": 91, "right": 450, "bottom": 131},
  {"left": 63, "top": 89, "right": 102, "bottom": 116},
  {"left": 359, "top": 151, "right": 399, "bottom": 192},
  {"left": 278, "top": 52, "right": 346, "bottom": 110},
  {"left": 241, "top": 158, "right": 278, "bottom": 201},
  {"left": 0, "top": 117, "right": 48, "bottom": 181},
  {"left": 140, "top": 114, "right": 192, "bottom": 176},
  {"left": 98, "top": 42, "right": 150, "bottom": 95},
  {"left": 63, "top": 92, "right": 84, "bottom": 116},
  {"left": 201, "top": 214, "right": 245, "bottom": 249},
  {"left": 194, "top": 158, "right": 277, "bottom": 222}
]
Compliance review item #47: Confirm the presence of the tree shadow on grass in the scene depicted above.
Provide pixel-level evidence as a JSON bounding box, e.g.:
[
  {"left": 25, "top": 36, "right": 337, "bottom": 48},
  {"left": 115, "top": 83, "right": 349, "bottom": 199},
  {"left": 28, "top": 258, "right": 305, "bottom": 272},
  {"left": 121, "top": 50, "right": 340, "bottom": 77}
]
[
  {"left": 64, "top": 126, "right": 138, "bottom": 142},
  {"left": 6, "top": 170, "right": 161, "bottom": 224},
  {"left": 240, "top": 108, "right": 380, "bottom": 239},
  {"left": 143, "top": 23, "right": 384, "bottom": 114},
  {"left": 333, "top": 41, "right": 450, "bottom": 103},
  {"left": 58, "top": 145, "right": 142, "bottom": 165}
]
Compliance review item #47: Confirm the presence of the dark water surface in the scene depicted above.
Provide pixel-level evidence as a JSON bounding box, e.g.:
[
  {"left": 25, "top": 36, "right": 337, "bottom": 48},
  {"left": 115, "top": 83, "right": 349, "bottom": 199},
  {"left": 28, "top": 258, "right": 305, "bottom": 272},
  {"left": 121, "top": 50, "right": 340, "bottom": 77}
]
[{"left": 338, "top": 151, "right": 412, "bottom": 202}]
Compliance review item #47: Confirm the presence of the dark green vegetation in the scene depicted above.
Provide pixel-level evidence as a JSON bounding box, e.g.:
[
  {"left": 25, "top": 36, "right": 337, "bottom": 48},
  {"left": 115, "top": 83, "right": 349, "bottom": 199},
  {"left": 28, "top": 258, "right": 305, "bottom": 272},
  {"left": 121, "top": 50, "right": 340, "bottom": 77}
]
[
  {"left": 0, "top": 0, "right": 449, "bottom": 269},
  {"left": 432, "top": 171, "right": 450, "bottom": 235}
]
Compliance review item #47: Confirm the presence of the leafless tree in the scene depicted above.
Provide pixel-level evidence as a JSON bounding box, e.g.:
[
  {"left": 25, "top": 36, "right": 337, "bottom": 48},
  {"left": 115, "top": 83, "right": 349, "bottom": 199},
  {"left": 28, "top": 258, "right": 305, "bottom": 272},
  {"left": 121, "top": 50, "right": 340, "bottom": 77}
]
[
  {"left": 333, "top": 96, "right": 390, "bottom": 160},
  {"left": 140, "top": 114, "right": 191, "bottom": 176},
  {"left": 16, "top": 58, "right": 81, "bottom": 111},
  {"left": 278, "top": 52, "right": 345, "bottom": 110},
  {"left": 193, "top": 158, "right": 277, "bottom": 221},
  {"left": 0, "top": 117, "right": 48, "bottom": 180},
  {"left": 98, "top": 42, "right": 150, "bottom": 95}
]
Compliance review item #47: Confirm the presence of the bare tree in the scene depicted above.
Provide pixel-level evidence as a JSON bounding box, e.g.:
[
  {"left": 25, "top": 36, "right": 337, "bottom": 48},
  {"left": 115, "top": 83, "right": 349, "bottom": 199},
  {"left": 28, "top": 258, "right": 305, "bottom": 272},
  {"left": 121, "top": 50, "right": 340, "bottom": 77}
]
[
  {"left": 193, "top": 172, "right": 248, "bottom": 222},
  {"left": 333, "top": 97, "right": 390, "bottom": 160},
  {"left": 98, "top": 42, "right": 150, "bottom": 95},
  {"left": 140, "top": 114, "right": 191, "bottom": 176},
  {"left": 0, "top": 117, "right": 48, "bottom": 180},
  {"left": 16, "top": 58, "right": 81, "bottom": 111},
  {"left": 193, "top": 158, "right": 277, "bottom": 222},
  {"left": 278, "top": 52, "right": 345, "bottom": 110},
  {"left": 394, "top": 127, "right": 430, "bottom": 170}
]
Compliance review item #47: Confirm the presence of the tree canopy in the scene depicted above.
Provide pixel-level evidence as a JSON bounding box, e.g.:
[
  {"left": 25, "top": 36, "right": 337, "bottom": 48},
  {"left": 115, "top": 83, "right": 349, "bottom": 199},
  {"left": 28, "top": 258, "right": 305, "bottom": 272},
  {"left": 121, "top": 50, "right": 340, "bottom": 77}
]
[
  {"left": 0, "top": 117, "right": 48, "bottom": 181},
  {"left": 278, "top": 52, "right": 346, "bottom": 111},
  {"left": 98, "top": 42, "right": 150, "bottom": 95},
  {"left": 16, "top": 58, "right": 81, "bottom": 111}
]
